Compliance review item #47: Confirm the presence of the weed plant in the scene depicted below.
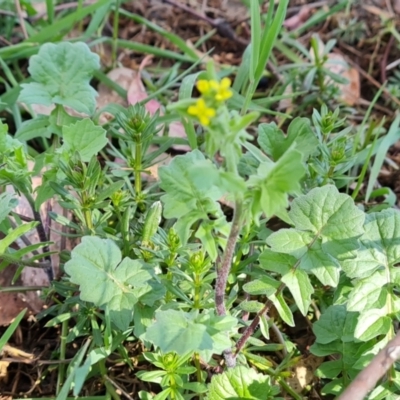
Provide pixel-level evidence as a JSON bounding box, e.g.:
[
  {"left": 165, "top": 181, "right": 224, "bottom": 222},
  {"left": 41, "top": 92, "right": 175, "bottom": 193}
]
[{"left": 1, "top": 1, "right": 400, "bottom": 399}]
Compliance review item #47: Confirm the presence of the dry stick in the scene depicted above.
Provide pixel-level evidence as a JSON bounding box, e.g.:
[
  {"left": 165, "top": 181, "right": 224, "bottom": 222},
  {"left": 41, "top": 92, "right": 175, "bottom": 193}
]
[
  {"left": 215, "top": 200, "right": 243, "bottom": 368},
  {"left": 235, "top": 286, "right": 279, "bottom": 356},
  {"left": 14, "top": 0, "right": 28, "bottom": 39},
  {"left": 380, "top": 35, "right": 394, "bottom": 83},
  {"left": 337, "top": 330, "right": 400, "bottom": 400},
  {"left": 235, "top": 259, "right": 303, "bottom": 356}
]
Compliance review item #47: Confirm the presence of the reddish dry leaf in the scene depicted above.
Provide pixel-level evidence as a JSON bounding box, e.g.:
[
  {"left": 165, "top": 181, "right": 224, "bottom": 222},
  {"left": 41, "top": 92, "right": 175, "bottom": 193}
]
[
  {"left": 283, "top": 6, "right": 311, "bottom": 31},
  {"left": 394, "top": 0, "right": 400, "bottom": 14},
  {"left": 325, "top": 53, "right": 360, "bottom": 106}
]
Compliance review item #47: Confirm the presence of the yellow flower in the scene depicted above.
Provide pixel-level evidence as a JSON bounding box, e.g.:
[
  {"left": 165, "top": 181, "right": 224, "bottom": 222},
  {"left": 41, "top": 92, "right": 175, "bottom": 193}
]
[
  {"left": 214, "top": 77, "right": 233, "bottom": 101},
  {"left": 196, "top": 80, "right": 212, "bottom": 95},
  {"left": 188, "top": 98, "right": 216, "bottom": 126},
  {"left": 196, "top": 78, "right": 233, "bottom": 102}
]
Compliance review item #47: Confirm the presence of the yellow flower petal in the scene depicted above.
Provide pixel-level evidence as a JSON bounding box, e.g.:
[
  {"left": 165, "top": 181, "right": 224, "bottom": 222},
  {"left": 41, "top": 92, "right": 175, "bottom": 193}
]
[
  {"left": 187, "top": 98, "right": 216, "bottom": 126},
  {"left": 220, "top": 77, "right": 232, "bottom": 88},
  {"left": 196, "top": 80, "right": 211, "bottom": 94}
]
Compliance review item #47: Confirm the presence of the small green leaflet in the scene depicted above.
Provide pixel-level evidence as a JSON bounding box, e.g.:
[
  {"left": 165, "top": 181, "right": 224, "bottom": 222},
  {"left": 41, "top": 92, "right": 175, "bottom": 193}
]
[
  {"left": 341, "top": 209, "right": 400, "bottom": 340},
  {"left": 267, "top": 185, "right": 364, "bottom": 286},
  {"left": 144, "top": 309, "right": 236, "bottom": 357},
  {"left": 248, "top": 146, "right": 306, "bottom": 218},
  {"left": 19, "top": 42, "right": 100, "bottom": 115},
  {"left": 258, "top": 117, "right": 318, "bottom": 161},
  {"left": 159, "top": 150, "right": 226, "bottom": 251},
  {"left": 64, "top": 236, "right": 155, "bottom": 312},
  {"left": 145, "top": 310, "right": 212, "bottom": 355},
  {"left": 206, "top": 366, "right": 280, "bottom": 400},
  {"left": 0, "top": 192, "right": 18, "bottom": 225},
  {"left": 61, "top": 119, "right": 107, "bottom": 161},
  {"left": 281, "top": 269, "right": 313, "bottom": 316}
]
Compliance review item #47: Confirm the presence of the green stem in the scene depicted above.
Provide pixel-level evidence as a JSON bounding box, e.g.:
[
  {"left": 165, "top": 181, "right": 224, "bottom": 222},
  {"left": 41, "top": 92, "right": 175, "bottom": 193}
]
[
  {"left": 0, "top": 253, "right": 51, "bottom": 269},
  {"left": 134, "top": 141, "right": 142, "bottom": 200},
  {"left": 112, "top": 0, "right": 121, "bottom": 68},
  {"left": 81, "top": 192, "right": 93, "bottom": 231},
  {"left": 194, "top": 352, "right": 204, "bottom": 399},
  {"left": 193, "top": 273, "right": 201, "bottom": 309},
  {"left": 56, "top": 320, "right": 68, "bottom": 394},
  {"left": 241, "top": 81, "right": 256, "bottom": 115},
  {"left": 99, "top": 360, "right": 121, "bottom": 400}
]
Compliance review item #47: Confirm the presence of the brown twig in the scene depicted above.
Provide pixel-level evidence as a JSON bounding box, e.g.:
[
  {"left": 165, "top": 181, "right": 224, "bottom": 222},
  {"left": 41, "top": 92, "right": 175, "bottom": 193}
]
[
  {"left": 215, "top": 200, "right": 243, "bottom": 368},
  {"left": 381, "top": 35, "right": 394, "bottom": 83},
  {"left": 14, "top": 0, "right": 28, "bottom": 39},
  {"left": 338, "top": 330, "right": 400, "bottom": 400}
]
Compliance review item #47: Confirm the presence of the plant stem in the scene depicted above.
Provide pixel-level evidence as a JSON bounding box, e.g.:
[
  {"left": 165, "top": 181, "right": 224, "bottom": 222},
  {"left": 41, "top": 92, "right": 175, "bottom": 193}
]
[
  {"left": 215, "top": 199, "right": 243, "bottom": 368},
  {"left": 194, "top": 352, "right": 204, "bottom": 389},
  {"left": 134, "top": 142, "right": 142, "bottom": 200},
  {"left": 235, "top": 282, "right": 285, "bottom": 356},
  {"left": 112, "top": 0, "right": 121, "bottom": 68},
  {"left": 24, "top": 191, "right": 54, "bottom": 280},
  {"left": 0, "top": 253, "right": 51, "bottom": 269},
  {"left": 56, "top": 319, "right": 68, "bottom": 394}
]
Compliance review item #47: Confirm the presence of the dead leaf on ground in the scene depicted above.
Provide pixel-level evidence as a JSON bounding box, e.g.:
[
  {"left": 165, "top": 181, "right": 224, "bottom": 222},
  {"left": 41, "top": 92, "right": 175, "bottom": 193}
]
[
  {"left": 0, "top": 344, "right": 35, "bottom": 385},
  {"left": 287, "top": 355, "right": 323, "bottom": 394},
  {"left": 326, "top": 53, "right": 360, "bottom": 106},
  {"left": 309, "top": 37, "right": 360, "bottom": 106},
  {"left": 284, "top": 6, "right": 312, "bottom": 30},
  {"left": 97, "top": 67, "right": 133, "bottom": 125}
]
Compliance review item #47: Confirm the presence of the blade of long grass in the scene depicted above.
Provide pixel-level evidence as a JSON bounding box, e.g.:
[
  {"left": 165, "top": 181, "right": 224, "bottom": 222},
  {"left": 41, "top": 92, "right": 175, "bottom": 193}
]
[
  {"left": 82, "top": 2, "right": 112, "bottom": 39},
  {"left": 0, "top": 308, "right": 27, "bottom": 352},
  {"left": 249, "top": 0, "right": 261, "bottom": 82},
  {"left": 118, "top": 10, "right": 200, "bottom": 61},
  {"left": 26, "top": 0, "right": 110, "bottom": 44},
  {"left": 233, "top": 44, "right": 251, "bottom": 94},
  {"left": 56, "top": 339, "right": 91, "bottom": 400},
  {"left": 93, "top": 70, "right": 127, "bottom": 99},
  {"left": 0, "top": 42, "right": 38, "bottom": 61},
  {"left": 293, "top": 1, "right": 347, "bottom": 36},
  {"left": 365, "top": 114, "right": 400, "bottom": 202},
  {"left": 176, "top": 71, "right": 206, "bottom": 150},
  {"left": 45, "top": 0, "right": 55, "bottom": 24},
  {"left": 242, "top": 0, "right": 289, "bottom": 114},
  {"left": 109, "top": 39, "right": 196, "bottom": 63},
  {"left": 254, "top": 0, "right": 289, "bottom": 83}
]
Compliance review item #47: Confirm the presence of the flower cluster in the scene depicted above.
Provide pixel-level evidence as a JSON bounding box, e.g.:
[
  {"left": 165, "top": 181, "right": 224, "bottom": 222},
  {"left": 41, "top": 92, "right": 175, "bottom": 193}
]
[{"left": 187, "top": 77, "right": 233, "bottom": 126}]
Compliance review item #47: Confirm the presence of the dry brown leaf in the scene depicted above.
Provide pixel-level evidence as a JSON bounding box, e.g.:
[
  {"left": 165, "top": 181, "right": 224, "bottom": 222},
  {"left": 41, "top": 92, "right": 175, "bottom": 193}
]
[
  {"left": 283, "top": 6, "right": 311, "bottom": 30},
  {"left": 309, "top": 39, "right": 360, "bottom": 106},
  {"left": 394, "top": 0, "right": 400, "bottom": 14},
  {"left": 325, "top": 53, "right": 360, "bottom": 106},
  {"left": 362, "top": 5, "right": 393, "bottom": 19},
  {"left": 0, "top": 360, "right": 10, "bottom": 384},
  {"left": 97, "top": 67, "right": 133, "bottom": 125}
]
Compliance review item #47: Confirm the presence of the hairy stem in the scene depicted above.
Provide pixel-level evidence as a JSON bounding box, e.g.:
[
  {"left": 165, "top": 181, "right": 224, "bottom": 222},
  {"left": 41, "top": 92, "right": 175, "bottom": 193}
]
[{"left": 215, "top": 200, "right": 243, "bottom": 368}]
